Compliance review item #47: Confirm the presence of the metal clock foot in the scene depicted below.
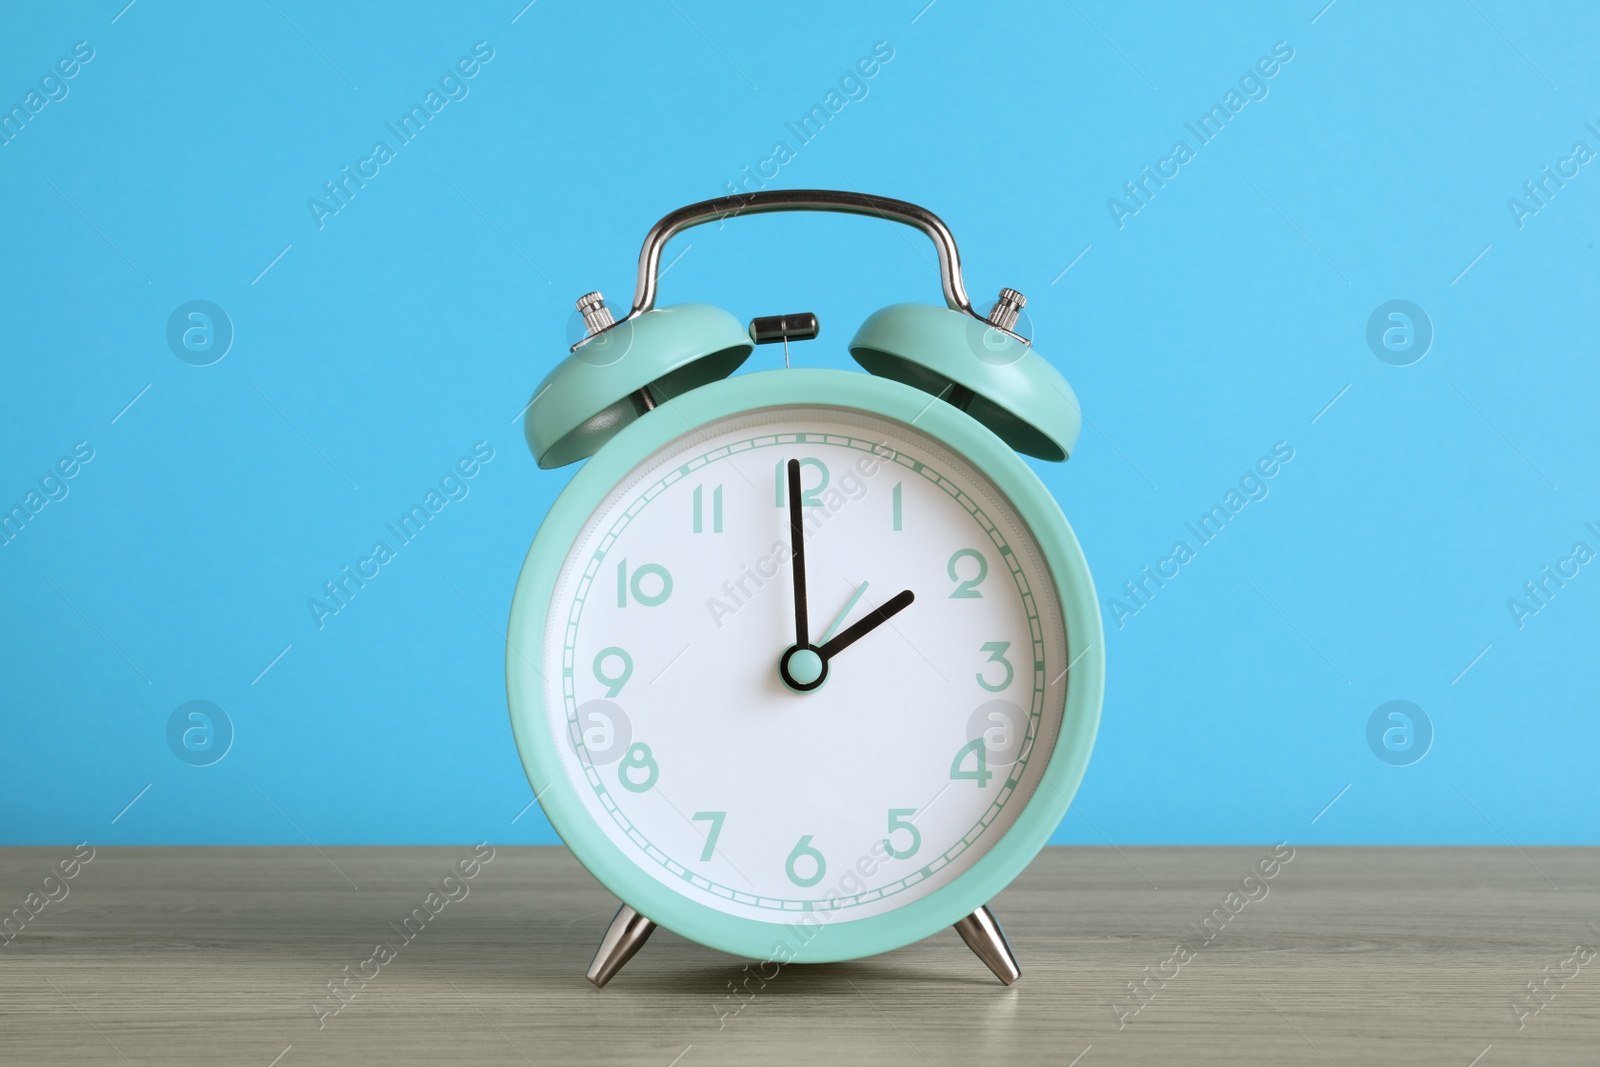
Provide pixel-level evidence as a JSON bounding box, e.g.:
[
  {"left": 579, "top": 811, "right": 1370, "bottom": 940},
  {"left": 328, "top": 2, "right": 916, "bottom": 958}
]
[
  {"left": 586, "top": 904, "right": 656, "bottom": 988},
  {"left": 953, "top": 905, "right": 1021, "bottom": 986}
]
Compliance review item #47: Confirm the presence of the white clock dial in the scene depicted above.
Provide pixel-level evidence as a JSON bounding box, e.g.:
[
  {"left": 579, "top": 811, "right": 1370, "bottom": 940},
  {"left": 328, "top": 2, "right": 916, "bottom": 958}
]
[{"left": 543, "top": 405, "right": 1068, "bottom": 923}]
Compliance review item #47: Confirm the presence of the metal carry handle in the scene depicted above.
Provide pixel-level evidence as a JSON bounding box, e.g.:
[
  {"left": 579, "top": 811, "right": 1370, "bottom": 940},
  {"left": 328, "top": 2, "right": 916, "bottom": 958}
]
[
  {"left": 572, "top": 190, "right": 1027, "bottom": 350},
  {"left": 634, "top": 189, "right": 977, "bottom": 317}
]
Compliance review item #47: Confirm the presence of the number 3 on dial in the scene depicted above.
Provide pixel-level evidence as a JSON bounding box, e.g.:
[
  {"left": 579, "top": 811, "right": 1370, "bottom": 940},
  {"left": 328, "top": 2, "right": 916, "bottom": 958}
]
[{"left": 975, "top": 641, "right": 1012, "bottom": 692}]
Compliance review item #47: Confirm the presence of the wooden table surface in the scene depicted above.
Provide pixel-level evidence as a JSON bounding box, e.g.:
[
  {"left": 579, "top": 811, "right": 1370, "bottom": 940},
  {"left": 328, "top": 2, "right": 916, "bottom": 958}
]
[{"left": 1, "top": 846, "right": 1596, "bottom": 1065}]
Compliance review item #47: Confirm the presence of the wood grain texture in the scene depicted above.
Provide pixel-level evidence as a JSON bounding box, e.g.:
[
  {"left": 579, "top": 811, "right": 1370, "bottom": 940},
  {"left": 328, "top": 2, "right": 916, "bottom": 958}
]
[{"left": 1, "top": 846, "right": 1596, "bottom": 1065}]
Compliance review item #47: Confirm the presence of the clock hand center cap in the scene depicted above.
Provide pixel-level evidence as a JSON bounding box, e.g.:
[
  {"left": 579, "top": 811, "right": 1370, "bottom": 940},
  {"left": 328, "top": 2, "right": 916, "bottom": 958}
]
[{"left": 779, "top": 645, "right": 827, "bottom": 692}]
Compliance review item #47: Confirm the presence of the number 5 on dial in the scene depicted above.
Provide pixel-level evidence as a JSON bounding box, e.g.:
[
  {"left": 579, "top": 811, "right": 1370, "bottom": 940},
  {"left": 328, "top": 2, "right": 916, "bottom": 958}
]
[{"left": 884, "top": 808, "right": 921, "bottom": 860}]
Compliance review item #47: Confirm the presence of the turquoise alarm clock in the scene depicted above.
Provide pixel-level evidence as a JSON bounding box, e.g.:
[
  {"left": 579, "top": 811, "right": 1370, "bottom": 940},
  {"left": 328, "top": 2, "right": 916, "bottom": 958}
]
[{"left": 507, "top": 190, "right": 1103, "bottom": 987}]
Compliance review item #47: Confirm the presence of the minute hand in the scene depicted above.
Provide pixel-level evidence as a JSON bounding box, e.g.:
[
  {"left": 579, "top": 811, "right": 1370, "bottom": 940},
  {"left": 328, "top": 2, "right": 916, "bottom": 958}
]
[
  {"left": 816, "top": 589, "right": 915, "bottom": 661},
  {"left": 787, "top": 459, "right": 809, "bottom": 647}
]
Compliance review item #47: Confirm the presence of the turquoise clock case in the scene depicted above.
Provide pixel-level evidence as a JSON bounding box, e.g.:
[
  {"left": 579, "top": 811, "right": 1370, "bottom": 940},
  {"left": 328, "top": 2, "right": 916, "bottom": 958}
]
[
  {"left": 506, "top": 368, "right": 1104, "bottom": 964},
  {"left": 849, "top": 303, "right": 1082, "bottom": 462},
  {"left": 524, "top": 304, "right": 753, "bottom": 469}
]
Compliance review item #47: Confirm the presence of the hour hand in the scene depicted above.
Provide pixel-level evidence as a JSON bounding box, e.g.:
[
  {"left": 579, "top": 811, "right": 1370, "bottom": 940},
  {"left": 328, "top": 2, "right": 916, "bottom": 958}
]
[
  {"left": 780, "top": 588, "right": 914, "bottom": 693},
  {"left": 816, "top": 589, "right": 914, "bottom": 660}
]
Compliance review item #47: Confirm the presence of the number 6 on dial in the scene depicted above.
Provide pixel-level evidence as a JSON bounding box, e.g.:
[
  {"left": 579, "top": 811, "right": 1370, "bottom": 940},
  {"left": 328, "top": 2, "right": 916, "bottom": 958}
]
[{"left": 786, "top": 835, "right": 826, "bottom": 887}]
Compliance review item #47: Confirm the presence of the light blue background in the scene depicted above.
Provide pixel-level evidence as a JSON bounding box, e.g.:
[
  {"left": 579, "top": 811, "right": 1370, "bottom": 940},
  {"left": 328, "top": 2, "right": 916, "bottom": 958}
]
[{"left": 2, "top": 1, "right": 1595, "bottom": 846}]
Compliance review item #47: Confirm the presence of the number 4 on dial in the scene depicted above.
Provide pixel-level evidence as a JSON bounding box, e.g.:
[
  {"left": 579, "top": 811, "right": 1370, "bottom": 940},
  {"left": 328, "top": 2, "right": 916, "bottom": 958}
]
[{"left": 950, "top": 737, "right": 993, "bottom": 787}]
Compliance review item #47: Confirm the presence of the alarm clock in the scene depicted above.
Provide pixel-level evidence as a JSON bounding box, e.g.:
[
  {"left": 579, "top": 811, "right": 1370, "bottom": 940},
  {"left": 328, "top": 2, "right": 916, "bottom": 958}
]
[{"left": 507, "top": 190, "right": 1103, "bottom": 987}]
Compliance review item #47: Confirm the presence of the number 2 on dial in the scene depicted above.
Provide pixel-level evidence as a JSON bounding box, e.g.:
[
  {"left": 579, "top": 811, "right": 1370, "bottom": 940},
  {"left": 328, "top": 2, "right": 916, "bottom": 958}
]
[{"left": 948, "top": 548, "right": 988, "bottom": 598}]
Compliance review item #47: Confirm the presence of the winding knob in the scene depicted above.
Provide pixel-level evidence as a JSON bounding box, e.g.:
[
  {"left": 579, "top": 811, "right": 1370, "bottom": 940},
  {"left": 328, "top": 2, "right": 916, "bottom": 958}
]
[
  {"left": 576, "top": 291, "right": 617, "bottom": 336},
  {"left": 986, "top": 288, "right": 1026, "bottom": 331}
]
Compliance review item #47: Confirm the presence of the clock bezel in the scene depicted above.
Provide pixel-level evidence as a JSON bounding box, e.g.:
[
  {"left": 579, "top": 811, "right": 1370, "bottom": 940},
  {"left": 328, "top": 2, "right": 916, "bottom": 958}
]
[{"left": 507, "top": 368, "right": 1103, "bottom": 963}]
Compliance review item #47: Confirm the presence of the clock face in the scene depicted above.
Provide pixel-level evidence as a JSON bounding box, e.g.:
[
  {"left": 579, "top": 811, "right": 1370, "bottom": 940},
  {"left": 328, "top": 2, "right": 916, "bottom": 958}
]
[{"left": 539, "top": 404, "right": 1069, "bottom": 924}]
